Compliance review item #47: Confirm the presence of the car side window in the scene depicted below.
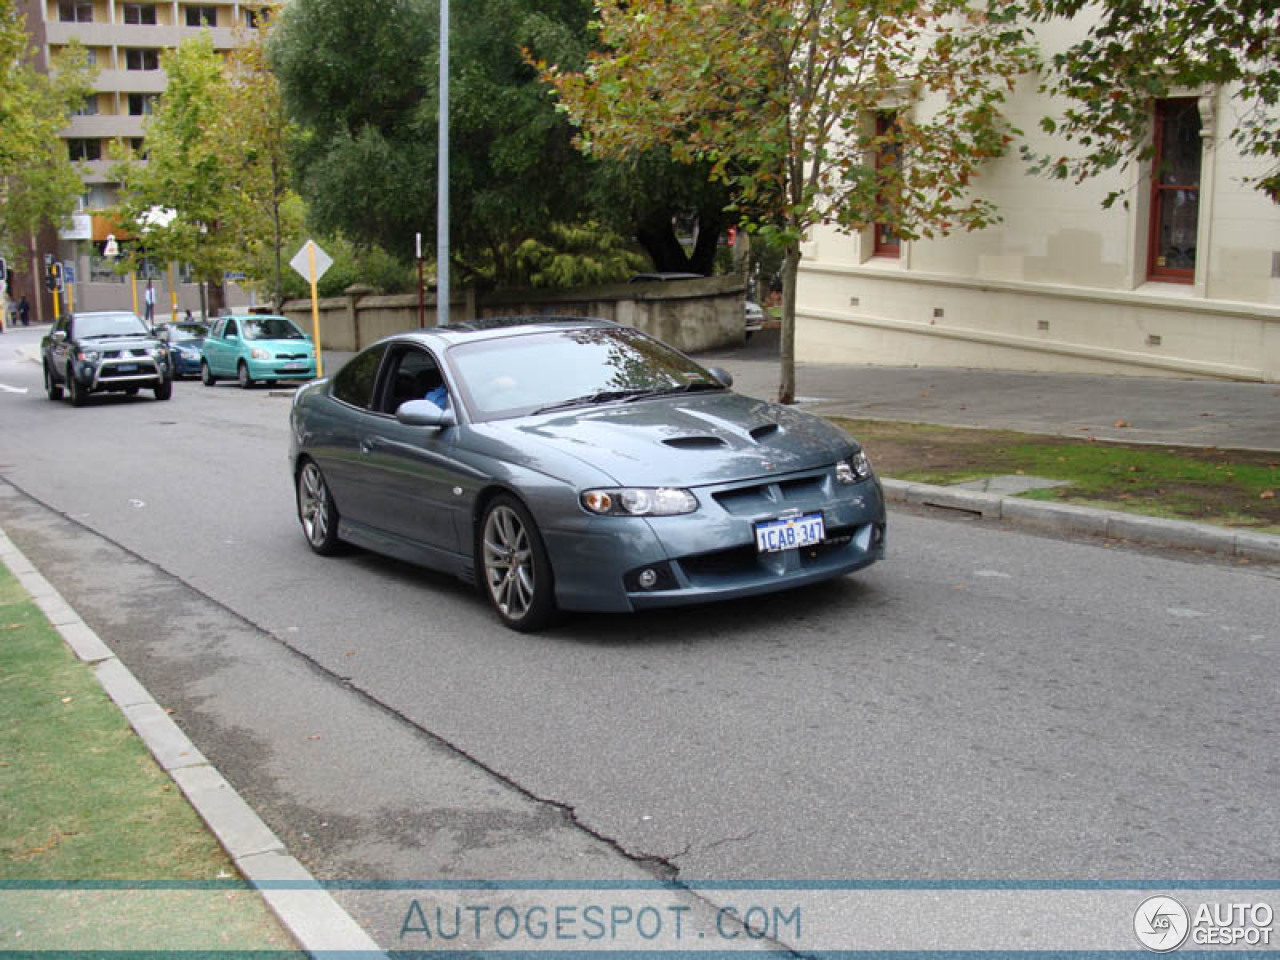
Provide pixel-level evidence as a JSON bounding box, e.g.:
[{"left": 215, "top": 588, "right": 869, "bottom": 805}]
[
  {"left": 332, "top": 344, "right": 388, "bottom": 410},
  {"left": 225, "top": 319, "right": 239, "bottom": 339},
  {"left": 209, "top": 319, "right": 224, "bottom": 339},
  {"left": 377, "top": 346, "right": 446, "bottom": 415}
]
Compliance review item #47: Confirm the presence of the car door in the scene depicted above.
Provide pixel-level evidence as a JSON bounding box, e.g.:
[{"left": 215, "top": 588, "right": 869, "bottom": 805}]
[
  {"left": 47, "top": 316, "right": 73, "bottom": 379},
  {"left": 214, "top": 318, "right": 241, "bottom": 376},
  {"left": 202, "top": 319, "right": 225, "bottom": 373},
  {"left": 355, "top": 344, "right": 472, "bottom": 557}
]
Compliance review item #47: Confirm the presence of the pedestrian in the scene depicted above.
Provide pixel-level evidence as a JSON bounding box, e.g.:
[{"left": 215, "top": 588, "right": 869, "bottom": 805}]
[
  {"left": 184, "top": 308, "right": 194, "bottom": 323},
  {"left": 19, "top": 295, "right": 30, "bottom": 327},
  {"left": 144, "top": 280, "right": 155, "bottom": 324}
]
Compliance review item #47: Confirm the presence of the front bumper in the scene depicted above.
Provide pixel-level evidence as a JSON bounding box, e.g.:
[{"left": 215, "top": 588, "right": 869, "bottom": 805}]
[
  {"left": 77, "top": 356, "right": 166, "bottom": 390},
  {"left": 247, "top": 357, "right": 316, "bottom": 381},
  {"left": 543, "top": 466, "right": 887, "bottom": 613}
]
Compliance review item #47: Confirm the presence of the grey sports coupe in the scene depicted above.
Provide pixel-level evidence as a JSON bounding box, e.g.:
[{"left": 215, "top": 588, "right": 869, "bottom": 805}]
[{"left": 289, "top": 317, "right": 886, "bottom": 631}]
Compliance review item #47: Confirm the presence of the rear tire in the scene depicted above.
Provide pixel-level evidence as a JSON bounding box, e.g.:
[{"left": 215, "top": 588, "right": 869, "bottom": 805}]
[
  {"left": 44, "top": 363, "right": 62, "bottom": 401},
  {"left": 297, "top": 460, "right": 343, "bottom": 555},
  {"left": 478, "top": 494, "right": 557, "bottom": 632}
]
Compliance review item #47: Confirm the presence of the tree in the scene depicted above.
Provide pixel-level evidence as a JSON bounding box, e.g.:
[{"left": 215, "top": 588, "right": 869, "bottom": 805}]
[
  {"left": 218, "top": 14, "right": 304, "bottom": 308},
  {"left": 542, "top": 0, "right": 1037, "bottom": 402},
  {"left": 111, "top": 35, "right": 239, "bottom": 313},
  {"left": 0, "top": 0, "right": 93, "bottom": 257},
  {"left": 1024, "top": 0, "right": 1279, "bottom": 204}
]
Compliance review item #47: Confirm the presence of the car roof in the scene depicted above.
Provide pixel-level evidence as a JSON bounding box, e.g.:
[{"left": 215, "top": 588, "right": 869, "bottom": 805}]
[
  {"left": 379, "top": 315, "right": 617, "bottom": 349},
  {"left": 72, "top": 310, "right": 142, "bottom": 319}
]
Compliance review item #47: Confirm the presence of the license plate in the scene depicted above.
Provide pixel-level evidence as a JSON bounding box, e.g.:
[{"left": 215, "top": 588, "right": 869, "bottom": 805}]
[
  {"left": 116, "top": 364, "right": 138, "bottom": 373},
  {"left": 754, "top": 513, "right": 825, "bottom": 553},
  {"left": 284, "top": 361, "right": 308, "bottom": 370}
]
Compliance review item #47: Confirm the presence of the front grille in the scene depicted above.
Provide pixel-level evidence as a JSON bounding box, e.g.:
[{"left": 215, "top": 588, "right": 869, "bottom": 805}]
[{"left": 712, "top": 472, "right": 829, "bottom": 515}]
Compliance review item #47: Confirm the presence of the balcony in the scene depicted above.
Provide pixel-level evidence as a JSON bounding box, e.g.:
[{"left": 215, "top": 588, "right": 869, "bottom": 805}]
[
  {"left": 63, "top": 114, "right": 147, "bottom": 139},
  {"left": 93, "top": 68, "right": 167, "bottom": 93}
]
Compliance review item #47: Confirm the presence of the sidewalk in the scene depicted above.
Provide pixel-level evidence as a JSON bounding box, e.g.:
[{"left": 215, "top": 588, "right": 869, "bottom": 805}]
[{"left": 703, "top": 329, "right": 1280, "bottom": 452}]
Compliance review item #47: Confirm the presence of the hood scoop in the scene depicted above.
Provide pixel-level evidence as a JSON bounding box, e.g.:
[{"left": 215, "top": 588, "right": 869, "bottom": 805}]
[
  {"left": 750, "top": 423, "right": 781, "bottom": 441},
  {"left": 663, "top": 436, "right": 728, "bottom": 450}
]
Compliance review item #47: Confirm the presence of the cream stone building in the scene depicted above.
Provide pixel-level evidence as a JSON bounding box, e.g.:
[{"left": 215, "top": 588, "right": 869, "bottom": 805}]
[{"left": 798, "top": 22, "right": 1280, "bottom": 383}]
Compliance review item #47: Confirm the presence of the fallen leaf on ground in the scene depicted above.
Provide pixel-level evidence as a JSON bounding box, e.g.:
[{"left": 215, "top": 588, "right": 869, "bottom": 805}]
[{"left": 1114, "top": 419, "right": 1130, "bottom": 428}]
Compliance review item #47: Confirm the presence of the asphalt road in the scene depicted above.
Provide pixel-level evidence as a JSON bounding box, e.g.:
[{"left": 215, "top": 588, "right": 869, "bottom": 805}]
[{"left": 2, "top": 326, "right": 1277, "bottom": 941}]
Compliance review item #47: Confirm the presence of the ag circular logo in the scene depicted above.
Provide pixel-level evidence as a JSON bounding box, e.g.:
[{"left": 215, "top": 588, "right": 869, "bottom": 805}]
[{"left": 1135, "top": 895, "right": 1190, "bottom": 952}]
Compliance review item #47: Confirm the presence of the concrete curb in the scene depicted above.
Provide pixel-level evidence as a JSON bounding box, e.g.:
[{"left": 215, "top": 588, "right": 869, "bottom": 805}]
[
  {"left": 0, "top": 526, "right": 387, "bottom": 960},
  {"left": 881, "top": 478, "right": 1280, "bottom": 562}
]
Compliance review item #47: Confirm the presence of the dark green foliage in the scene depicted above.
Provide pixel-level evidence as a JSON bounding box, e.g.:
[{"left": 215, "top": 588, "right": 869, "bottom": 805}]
[{"left": 1025, "top": 0, "right": 1280, "bottom": 202}]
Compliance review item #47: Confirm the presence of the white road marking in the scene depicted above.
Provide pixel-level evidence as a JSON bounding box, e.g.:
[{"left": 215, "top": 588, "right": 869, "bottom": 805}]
[{"left": 0, "top": 384, "right": 29, "bottom": 394}]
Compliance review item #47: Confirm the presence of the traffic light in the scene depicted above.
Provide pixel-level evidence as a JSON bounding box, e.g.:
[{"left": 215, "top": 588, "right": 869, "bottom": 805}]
[{"left": 45, "top": 261, "right": 63, "bottom": 292}]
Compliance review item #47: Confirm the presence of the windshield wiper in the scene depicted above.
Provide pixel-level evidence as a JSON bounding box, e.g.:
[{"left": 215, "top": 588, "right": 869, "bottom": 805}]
[
  {"left": 623, "top": 382, "right": 723, "bottom": 401},
  {"left": 533, "top": 389, "right": 654, "bottom": 415}
]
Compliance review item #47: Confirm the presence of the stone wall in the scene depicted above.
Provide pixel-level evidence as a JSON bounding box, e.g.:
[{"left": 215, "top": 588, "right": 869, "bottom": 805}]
[{"left": 281, "top": 275, "right": 747, "bottom": 355}]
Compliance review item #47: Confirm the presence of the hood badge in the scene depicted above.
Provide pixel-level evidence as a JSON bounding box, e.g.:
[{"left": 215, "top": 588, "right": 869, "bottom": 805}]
[{"left": 760, "top": 460, "right": 777, "bottom": 471}]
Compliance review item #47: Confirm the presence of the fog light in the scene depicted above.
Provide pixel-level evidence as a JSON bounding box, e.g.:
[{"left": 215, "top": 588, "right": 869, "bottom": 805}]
[{"left": 637, "top": 568, "right": 658, "bottom": 589}]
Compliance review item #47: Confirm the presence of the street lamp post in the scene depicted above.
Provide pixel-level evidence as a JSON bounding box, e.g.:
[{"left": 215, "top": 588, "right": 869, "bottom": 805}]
[{"left": 437, "top": 0, "right": 449, "bottom": 327}]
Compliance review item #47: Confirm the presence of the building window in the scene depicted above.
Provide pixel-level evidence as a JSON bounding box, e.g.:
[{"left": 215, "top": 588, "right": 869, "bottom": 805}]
[
  {"left": 243, "top": 6, "right": 270, "bottom": 28},
  {"left": 873, "top": 111, "right": 902, "bottom": 259},
  {"left": 72, "top": 95, "right": 98, "bottom": 116},
  {"left": 125, "top": 48, "right": 161, "bottom": 71},
  {"left": 185, "top": 6, "right": 218, "bottom": 27},
  {"left": 68, "top": 139, "right": 102, "bottom": 162},
  {"left": 58, "top": 1, "right": 93, "bottom": 22},
  {"left": 128, "top": 93, "right": 158, "bottom": 115},
  {"left": 122, "top": 3, "right": 157, "bottom": 25},
  {"left": 1147, "top": 98, "right": 1202, "bottom": 283}
]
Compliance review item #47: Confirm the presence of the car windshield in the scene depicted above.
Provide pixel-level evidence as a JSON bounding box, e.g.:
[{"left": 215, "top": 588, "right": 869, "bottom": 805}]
[
  {"left": 74, "top": 313, "right": 149, "bottom": 339},
  {"left": 241, "top": 316, "right": 305, "bottom": 341},
  {"left": 449, "top": 326, "right": 724, "bottom": 422},
  {"left": 170, "top": 323, "right": 208, "bottom": 342}
]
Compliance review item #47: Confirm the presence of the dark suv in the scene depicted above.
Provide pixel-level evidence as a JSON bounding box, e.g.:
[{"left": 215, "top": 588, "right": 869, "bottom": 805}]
[{"left": 42, "top": 311, "right": 172, "bottom": 406}]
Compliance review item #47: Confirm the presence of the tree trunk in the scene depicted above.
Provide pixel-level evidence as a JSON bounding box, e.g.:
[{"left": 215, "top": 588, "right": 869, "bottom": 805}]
[
  {"left": 686, "top": 206, "right": 723, "bottom": 276},
  {"left": 778, "top": 241, "right": 800, "bottom": 404},
  {"left": 206, "top": 278, "right": 227, "bottom": 316},
  {"left": 635, "top": 214, "right": 691, "bottom": 273}
]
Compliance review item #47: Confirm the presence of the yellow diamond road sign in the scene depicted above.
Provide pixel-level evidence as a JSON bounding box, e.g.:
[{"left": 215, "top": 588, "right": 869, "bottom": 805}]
[{"left": 290, "top": 240, "right": 333, "bottom": 282}]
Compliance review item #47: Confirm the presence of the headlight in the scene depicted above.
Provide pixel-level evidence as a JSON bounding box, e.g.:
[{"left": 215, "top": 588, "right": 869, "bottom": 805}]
[
  {"left": 150, "top": 347, "right": 166, "bottom": 359},
  {"left": 581, "top": 487, "right": 697, "bottom": 516},
  {"left": 836, "top": 450, "right": 874, "bottom": 484},
  {"left": 251, "top": 347, "right": 271, "bottom": 360},
  {"left": 78, "top": 350, "right": 100, "bottom": 362}
]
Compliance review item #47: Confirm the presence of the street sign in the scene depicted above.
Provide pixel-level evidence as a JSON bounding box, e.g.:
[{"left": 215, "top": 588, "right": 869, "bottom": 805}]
[
  {"left": 63, "top": 263, "right": 76, "bottom": 285},
  {"left": 290, "top": 240, "right": 332, "bottom": 283}
]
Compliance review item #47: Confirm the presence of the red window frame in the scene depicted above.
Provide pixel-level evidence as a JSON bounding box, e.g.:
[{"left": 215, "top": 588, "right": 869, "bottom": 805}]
[
  {"left": 1146, "top": 99, "right": 1200, "bottom": 284},
  {"left": 873, "top": 112, "right": 901, "bottom": 259}
]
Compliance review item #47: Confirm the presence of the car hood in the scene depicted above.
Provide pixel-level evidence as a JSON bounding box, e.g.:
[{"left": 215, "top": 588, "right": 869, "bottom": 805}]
[
  {"left": 246, "top": 339, "right": 313, "bottom": 353},
  {"left": 490, "top": 392, "right": 854, "bottom": 487},
  {"left": 79, "top": 336, "right": 161, "bottom": 352}
]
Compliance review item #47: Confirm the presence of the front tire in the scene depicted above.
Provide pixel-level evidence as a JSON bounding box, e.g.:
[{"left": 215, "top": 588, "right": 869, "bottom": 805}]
[
  {"left": 154, "top": 378, "right": 172, "bottom": 401},
  {"left": 201, "top": 360, "right": 216, "bottom": 386},
  {"left": 44, "top": 363, "right": 62, "bottom": 401},
  {"left": 297, "top": 460, "right": 343, "bottom": 555},
  {"left": 478, "top": 494, "right": 556, "bottom": 632},
  {"left": 67, "top": 365, "right": 87, "bottom": 407},
  {"left": 238, "top": 361, "right": 254, "bottom": 389}
]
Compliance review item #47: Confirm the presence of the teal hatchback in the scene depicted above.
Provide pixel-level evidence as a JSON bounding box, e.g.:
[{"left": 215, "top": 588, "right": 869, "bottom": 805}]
[{"left": 201, "top": 314, "right": 316, "bottom": 388}]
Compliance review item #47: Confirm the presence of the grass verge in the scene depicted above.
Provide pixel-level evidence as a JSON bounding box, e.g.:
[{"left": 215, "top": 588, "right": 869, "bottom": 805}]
[
  {"left": 832, "top": 418, "right": 1280, "bottom": 533},
  {"left": 0, "top": 560, "right": 300, "bottom": 953}
]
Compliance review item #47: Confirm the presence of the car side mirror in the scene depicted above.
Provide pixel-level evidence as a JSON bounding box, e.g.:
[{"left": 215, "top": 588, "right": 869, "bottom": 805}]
[
  {"left": 395, "top": 398, "right": 456, "bottom": 429},
  {"left": 707, "top": 366, "right": 734, "bottom": 388}
]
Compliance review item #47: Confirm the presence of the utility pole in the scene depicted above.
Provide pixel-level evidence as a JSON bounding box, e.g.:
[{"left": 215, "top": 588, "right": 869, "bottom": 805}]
[{"left": 437, "top": 0, "right": 450, "bottom": 327}]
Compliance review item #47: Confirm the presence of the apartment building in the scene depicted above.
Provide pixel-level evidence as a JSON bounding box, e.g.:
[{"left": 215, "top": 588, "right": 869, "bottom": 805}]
[
  {"left": 799, "top": 22, "right": 1280, "bottom": 383},
  {"left": 14, "top": 0, "right": 269, "bottom": 321}
]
